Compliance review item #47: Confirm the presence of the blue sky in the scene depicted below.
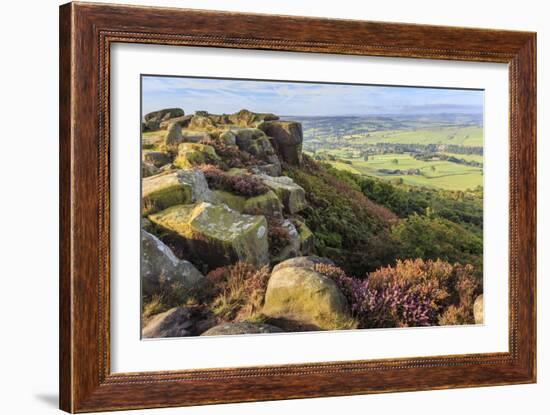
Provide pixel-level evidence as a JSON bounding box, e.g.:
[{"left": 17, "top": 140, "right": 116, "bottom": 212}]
[{"left": 142, "top": 76, "right": 483, "bottom": 117}]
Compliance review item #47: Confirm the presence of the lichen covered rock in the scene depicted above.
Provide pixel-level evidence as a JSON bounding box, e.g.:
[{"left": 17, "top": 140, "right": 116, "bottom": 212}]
[
  {"left": 141, "top": 230, "right": 204, "bottom": 300},
  {"left": 259, "top": 121, "right": 303, "bottom": 165},
  {"left": 257, "top": 174, "right": 306, "bottom": 214},
  {"left": 173, "top": 143, "right": 220, "bottom": 169},
  {"left": 212, "top": 189, "right": 282, "bottom": 217},
  {"left": 201, "top": 322, "right": 283, "bottom": 336},
  {"left": 233, "top": 128, "right": 280, "bottom": 166},
  {"left": 149, "top": 202, "right": 269, "bottom": 268},
  {"left": 263, "top": 266, "right": 351, "bottom": 330},
  {"left": 142, "top": 169, "right": 214, "bottom": 215}
]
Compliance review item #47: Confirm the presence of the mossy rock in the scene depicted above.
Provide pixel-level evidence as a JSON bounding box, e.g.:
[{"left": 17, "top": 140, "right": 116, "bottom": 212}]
[
  {"left": 149, "top": 202, "right": 269, "bottom": 268},
  {"left": 173, "top": 143, "right": 220, "bottom": 169},
  {"left": 262, "top": 266, "right": 352, "bottom": 330},
  {"left": 257, "top": 174, "right": 307, "bottom": 214},
  {"left": 219, "top": 130, "right": 237, "bottom": 146},
  {"left": 212, "top": 189, "right": 282, "bottom": 217},
  {"left": 142, "top": 169, "right": 214, "bottom": 215}
]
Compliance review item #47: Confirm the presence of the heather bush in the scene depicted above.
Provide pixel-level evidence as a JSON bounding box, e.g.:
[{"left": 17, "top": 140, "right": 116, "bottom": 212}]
[
  {"left": 200, "top": 164, "right": 269, "bottom": 197},
  {"left": 266, "top": 217, "right": 292, "bottom": 255},
  {"left": 284, "top": 155, "right": 399, "bottom": 276},
  {"left": 199, "top": 138, "right": 263, "bottom": 169},
  {"left": 314, "top": 258, "right": 479, "bottom": 328},
  {"left": 206, "top": 262, "right": 271, "bottom": 322}
]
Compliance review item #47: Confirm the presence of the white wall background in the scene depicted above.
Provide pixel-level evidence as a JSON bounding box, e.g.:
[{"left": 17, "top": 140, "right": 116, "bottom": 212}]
[{"left": 0, "top": 0, "right": 546, "bottom": 414}]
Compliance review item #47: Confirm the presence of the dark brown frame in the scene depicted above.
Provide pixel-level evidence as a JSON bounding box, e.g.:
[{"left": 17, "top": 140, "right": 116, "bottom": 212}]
[{"left": 59, "top": 2, "right": 536, "bottom": 412}]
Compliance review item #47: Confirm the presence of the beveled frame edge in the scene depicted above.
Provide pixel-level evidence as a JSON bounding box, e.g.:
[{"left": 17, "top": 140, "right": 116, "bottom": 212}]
[{"left": 59, "top": 2, "right": 536, "bottom": 413}]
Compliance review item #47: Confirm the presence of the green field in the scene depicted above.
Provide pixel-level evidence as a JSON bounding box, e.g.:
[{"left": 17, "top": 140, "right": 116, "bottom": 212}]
[
  {"left": 347, "top": 126, "right": 483, "bottom": 147},
  {"left": 328, "top": 153, "right": 483, "bottom": 191}
]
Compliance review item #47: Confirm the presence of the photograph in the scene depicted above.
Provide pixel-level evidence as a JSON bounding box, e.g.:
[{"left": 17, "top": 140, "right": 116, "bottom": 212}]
[{"left": 140, "top": 76, "right": 485, "bottom": 338}]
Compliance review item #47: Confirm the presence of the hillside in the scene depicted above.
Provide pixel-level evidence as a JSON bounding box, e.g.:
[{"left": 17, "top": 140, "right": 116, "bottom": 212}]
[{"left": 140, "top": 108, "right": 483, "bottom": 337}]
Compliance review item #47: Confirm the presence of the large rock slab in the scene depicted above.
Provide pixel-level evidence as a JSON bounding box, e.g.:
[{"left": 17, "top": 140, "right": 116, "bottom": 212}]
[
  {"left": 141, "top": 230, "right": 204, "bottom": 300},
  {"left": 173, "top": 143, "right": 220, "bottom": 169},
  {"left": 142, "top": 169, "right": 215, "bottom": 215},
  {"left": 201, "top": 322, "right": 283, "bottom": 336},
  {"left": 262, "top": 266, "right": 350, "bottom": 330},
  {"left": 212, "top": 189, "right": 282, "bottom": 217},
  {"left": 256, "top": 174, "right": 306, "bottom": 214},
  {"left": 272, "top": 256, "right": 335, "bottom": 274},
  {"left": 474, "top": 294, "right": 484, "bottom": 324},
  {"left": 149, "top": 202, "right": 269, "bottom": 268},
  {"left": 259, "top": 121, "right": 303, "bottom": 165},
  {"left": 142, "top": 307, "right": 193, "bottom": 338}
]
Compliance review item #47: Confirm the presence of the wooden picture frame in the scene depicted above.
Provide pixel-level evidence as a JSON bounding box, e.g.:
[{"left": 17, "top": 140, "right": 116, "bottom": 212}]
[{"left": 59, "top": 2, "right": 536, "bottom": 412}]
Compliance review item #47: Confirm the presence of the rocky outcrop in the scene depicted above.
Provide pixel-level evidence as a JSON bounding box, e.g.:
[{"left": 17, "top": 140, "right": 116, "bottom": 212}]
[
  {"left": 256, "top": 174, "right": 306, "bottom": 214},
  {"left": 149, "top": 202, "right": 269, "bottom": 268},
  {"left": 143, "top": 151, "right": 172, "bottom": 168},
  {"left": 262, "top": 266, "right": 351, "bottom": 330},
  {"left": 173, "top": 143, "right": 220, "bottom": 169},
  {"left": 259, "top": 121, "right": 303, "bottom": 165},
  {"left": 143, "top": 108, "right": 184, "bottom": 131},
  {"left": 141, "top": 230, "right": 204, "bottom": 300},
  {"left": 142, "top": 169, "right": 215, "bottom": 215},
  {"left": 234, "top": 128, "right": 281, "bottom": 168},
  {"left": 201, "top": 322, "right": 283, "bottom": 336},
  {"left": 164, "top": 122, "right": 182, "bottom": 150},
  {"left": 474, "top": 294, "right": 483, "bottom": 324}
]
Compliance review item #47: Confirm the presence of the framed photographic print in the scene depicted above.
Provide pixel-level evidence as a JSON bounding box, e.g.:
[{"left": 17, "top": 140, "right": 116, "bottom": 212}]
[{"left": 59, "top": 2, "right": 536, "bottom": 412}]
